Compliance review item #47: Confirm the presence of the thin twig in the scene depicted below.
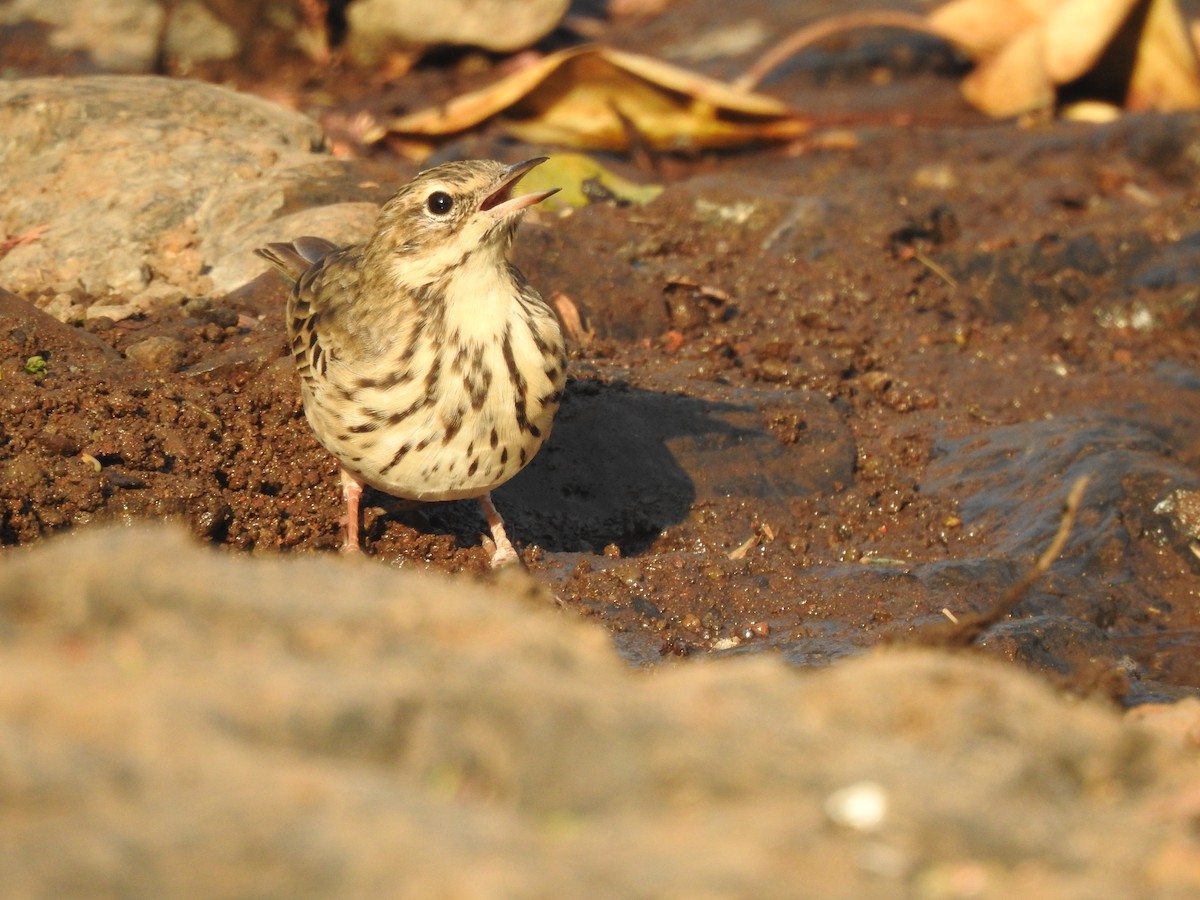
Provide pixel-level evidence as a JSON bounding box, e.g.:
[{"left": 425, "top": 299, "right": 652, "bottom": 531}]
[
  {"left": 912, "top": 249, "right": 958, "bottom": 289},
  {"left": 901, "top": 475, "right": 1091, "bottom": 648},
  {"left": 736, "top": 10, "right": 949, "bottom": 92},
  {"left": 0, "top": 223, "right": 49, "bottom": 261}
]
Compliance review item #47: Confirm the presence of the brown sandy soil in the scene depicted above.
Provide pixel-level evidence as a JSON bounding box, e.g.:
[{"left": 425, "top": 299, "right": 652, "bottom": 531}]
[
  {"left": 4, "top": 34, "right": 1199, "bottom": 695},
  {"left": 2, "top": 1, "right": 1200, "bottom": 697},
  {"left": 3, "top": 0, "right": 1200, "bottom": 894}
]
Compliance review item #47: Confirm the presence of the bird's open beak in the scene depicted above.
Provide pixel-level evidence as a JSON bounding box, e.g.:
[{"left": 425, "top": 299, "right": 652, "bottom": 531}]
[{"left": 479, "top": 157, "right": 559, "bottom": 218}]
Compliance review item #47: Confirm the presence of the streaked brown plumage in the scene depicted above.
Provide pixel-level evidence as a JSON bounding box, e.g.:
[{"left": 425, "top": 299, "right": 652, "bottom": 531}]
[{"left": 256, "top": 158, "right": 566, "bottom": 567}]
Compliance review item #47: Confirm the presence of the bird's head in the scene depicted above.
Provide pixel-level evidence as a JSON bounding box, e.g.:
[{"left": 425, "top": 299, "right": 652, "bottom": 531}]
[{"left": 369, "top": 157, "right": 558, "bottom": 290}]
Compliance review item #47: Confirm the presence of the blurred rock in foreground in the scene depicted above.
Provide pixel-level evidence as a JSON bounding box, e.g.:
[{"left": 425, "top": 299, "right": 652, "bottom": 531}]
[{"left": 1, "top": 525, "right": 1198, "bottom": 897}]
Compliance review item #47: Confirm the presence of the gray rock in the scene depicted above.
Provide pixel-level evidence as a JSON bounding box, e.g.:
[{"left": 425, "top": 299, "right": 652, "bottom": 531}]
[
  {"left": 162, "top": 0, "right": 240, "bottom": 66},
  {"left": 0, "top": 76, "right": 373, "bottom": 297},
  {"left": 205, "top": 200, "right": 379, "bottom": 292},
  {"left": 345, "top": 0, "right": 568, "bottom": 62},
  {"left": 0, "top": 0, "right": 165, "bottom": 73}
]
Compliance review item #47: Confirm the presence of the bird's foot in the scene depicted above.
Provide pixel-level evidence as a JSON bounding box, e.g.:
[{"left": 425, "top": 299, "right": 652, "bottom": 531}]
[
  {"left": 479, "top": 492, "right": 520, "bottom": 569},
  {"left": 339, "top": 468, "right": 365, "bottom": 555},
  {"left": 338, "top": 528, "right": 364, "bottom": 555},
  {"left": 485, "top": 535, "right": 520, "bottom": 569}
]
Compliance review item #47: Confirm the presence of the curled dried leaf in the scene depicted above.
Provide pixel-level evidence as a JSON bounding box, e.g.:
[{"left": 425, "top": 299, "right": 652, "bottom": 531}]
[
  {"left": 740, "top": 0, "right": 1200, "bottom": 119},
  {"left": 370, "top": 45, "right": 811, "bottom": 156},
  {"left": 930, "top": 0, "right": 1200, "bottom": 116}
]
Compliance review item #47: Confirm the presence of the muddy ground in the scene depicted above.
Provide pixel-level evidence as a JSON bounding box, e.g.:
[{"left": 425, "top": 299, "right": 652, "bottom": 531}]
[
  {"left": 2, "top": 2, "right": 1200, "bottom": 698},
  {"left": 4, "top": 1, "right": 1200, "bottom": 896}
]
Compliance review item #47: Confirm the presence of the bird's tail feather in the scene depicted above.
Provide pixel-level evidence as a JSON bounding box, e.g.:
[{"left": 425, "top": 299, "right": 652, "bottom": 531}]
[{"left": 255, "top": 236, "right": 341, "bottom": 281}]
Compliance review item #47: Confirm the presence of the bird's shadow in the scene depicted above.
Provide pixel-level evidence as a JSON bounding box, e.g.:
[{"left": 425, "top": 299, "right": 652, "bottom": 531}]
[{"left": 373, "top": 373, "right": 855, "bottom": 557}]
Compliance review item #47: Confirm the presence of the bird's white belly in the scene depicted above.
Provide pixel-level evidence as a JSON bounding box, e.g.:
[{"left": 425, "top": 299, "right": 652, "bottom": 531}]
[{"left": 305, "top": 324, "right": 562, "bottom": 502}]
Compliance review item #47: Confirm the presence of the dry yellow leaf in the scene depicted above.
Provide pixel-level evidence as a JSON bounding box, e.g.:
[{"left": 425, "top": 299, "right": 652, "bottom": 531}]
[
  {"left": 1127, "top": 0, "right": 1200, "bottom": 110},
  {"left": 738, "top": 0, "right": 1200, "bottom": 120},
  {"left": 517, "top": 153, "right": 663, "bottom": 210},
  {"left": 369, "top": 45, "right": 811, "bottom": 155},
  {"left": 926, "top": 0, "right": 1047, "bottom": 57},
  {"left": 929, "top": 0, "right": 1200, "bottom": 116},
  {"left": 958, "top": 15, "right": 1055, "bottom": 115},
  {"left": 1041, "top": 0, "right": 1136, "bottom": 82}
]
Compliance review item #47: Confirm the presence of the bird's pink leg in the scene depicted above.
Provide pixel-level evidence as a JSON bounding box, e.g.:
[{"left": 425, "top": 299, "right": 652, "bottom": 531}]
[
  {"left": 479, "top": 492, "right": 518, "bottom": 568},
  {"left": 339, "top": 468, "right": 365, "bottom": 554}
]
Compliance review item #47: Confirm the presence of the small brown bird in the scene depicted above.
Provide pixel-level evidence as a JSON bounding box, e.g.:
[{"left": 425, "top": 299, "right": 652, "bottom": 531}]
[{"left": 257, "top": 158, "right": 566, "bottom": 567}]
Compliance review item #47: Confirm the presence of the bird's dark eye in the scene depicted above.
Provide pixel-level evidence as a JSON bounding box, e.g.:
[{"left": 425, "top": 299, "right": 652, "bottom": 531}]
[{"left": 426, "top": 191, "right": 454, "bottom": 215}]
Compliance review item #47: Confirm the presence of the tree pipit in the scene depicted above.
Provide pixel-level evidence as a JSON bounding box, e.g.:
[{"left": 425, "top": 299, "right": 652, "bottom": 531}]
[{"left": 258, "top": 158, "right": 566, "bottom": 567}]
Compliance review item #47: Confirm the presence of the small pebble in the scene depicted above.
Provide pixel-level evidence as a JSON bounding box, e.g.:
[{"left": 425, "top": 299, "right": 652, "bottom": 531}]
[
  {"left": 1156, "top": 489, "right": 1200, "bottom": 538},
  {"left": 824, "top": 781, "right": 888, "bottom": 832},
  {"left": 40, "top": 292, "right": 87, "bottom": 324},
  {"left": 125, "top": 336, "right": 186, "bottom": 372}
]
